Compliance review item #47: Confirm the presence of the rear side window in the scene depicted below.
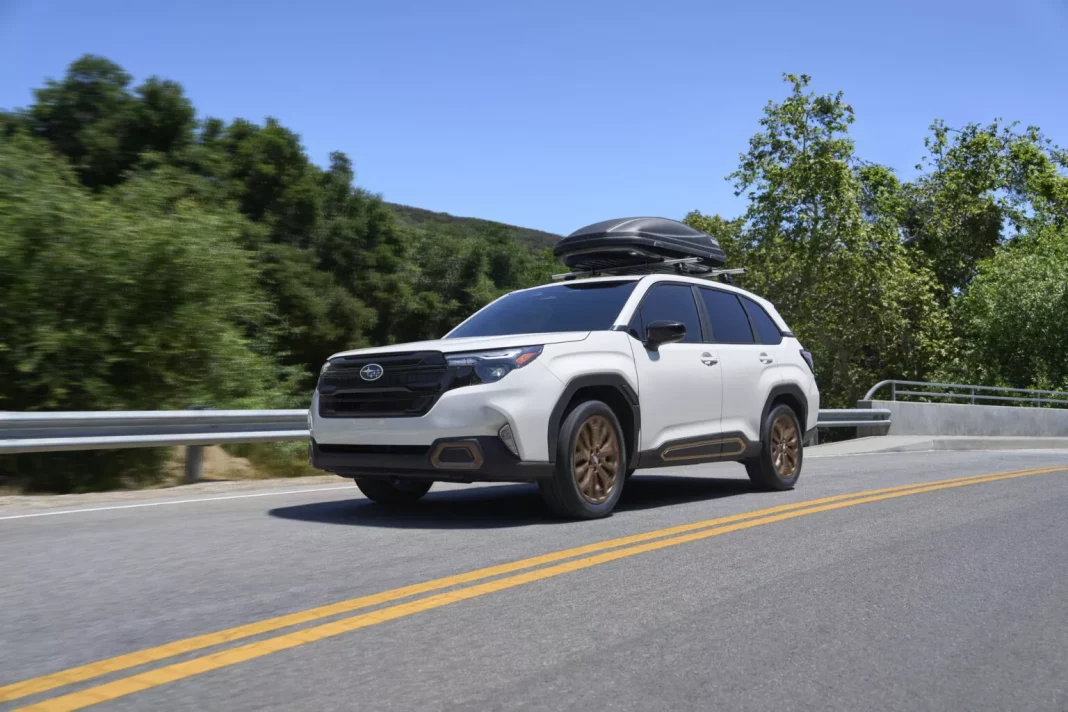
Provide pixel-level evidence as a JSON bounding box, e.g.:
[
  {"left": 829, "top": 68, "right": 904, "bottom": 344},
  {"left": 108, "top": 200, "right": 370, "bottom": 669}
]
[
  {"left": 699, "top": 288, "right": 754, "bottom": 344},
  {"left": 631, "top": 284, "right": 702, "bottom": 344},
  {"left": 741, "top": 296, "right": 783, "bottom": 345}
]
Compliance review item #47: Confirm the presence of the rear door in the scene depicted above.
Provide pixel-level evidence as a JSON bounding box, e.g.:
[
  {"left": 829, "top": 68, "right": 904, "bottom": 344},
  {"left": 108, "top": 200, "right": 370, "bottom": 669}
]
[
  {"left": 697, "top": 287, "right": 783, "bottom": 444},
  {"left": 739, "top": 295, "right": 787, "bottom": 371},
  {"left": 627, "top": 283, "right": 723, "bottom": 456}
]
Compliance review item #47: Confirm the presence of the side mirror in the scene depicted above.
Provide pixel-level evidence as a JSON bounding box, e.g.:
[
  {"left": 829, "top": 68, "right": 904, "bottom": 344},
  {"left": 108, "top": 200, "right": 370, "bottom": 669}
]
[{"left": 645, "top": 320, "right": 686, "bottom": 351}]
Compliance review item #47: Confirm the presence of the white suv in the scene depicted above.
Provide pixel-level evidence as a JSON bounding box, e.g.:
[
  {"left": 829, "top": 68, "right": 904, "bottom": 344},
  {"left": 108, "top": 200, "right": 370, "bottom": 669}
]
[{"left": 310, "top": 273, "right": 819, "bottom": 519}]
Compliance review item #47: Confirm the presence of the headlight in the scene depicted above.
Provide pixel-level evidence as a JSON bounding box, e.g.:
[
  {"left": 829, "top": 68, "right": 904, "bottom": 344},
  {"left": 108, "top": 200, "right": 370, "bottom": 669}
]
[
  {"left": 320, "top": 360, "right": 335, "bottom": 376},
  {"left": 445, "top": 346, "right": 543, "bottom": 384}
]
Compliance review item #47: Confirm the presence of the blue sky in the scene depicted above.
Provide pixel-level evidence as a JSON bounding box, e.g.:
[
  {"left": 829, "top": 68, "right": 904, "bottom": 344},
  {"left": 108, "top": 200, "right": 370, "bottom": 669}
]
[{"left": 2, "top": 0, "right": 1066, "bottom": 235}]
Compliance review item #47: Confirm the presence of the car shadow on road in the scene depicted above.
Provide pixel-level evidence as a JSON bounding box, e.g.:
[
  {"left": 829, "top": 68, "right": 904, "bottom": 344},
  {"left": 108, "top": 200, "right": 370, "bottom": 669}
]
[{"left": 267, "top": 474, "right": 758, "bottom": 530}]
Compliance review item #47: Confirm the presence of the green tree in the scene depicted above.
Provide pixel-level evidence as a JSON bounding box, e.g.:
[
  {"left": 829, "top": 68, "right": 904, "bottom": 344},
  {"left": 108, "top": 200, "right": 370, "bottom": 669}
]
[
  {"left": 216, "top": 118, "right": 322, "bottom": 245},
  {"left": 681, "top": 211, "right": 745, "bottom": 267},
  {"left": 259, "top": 242, "right": 376, "bottom": 383},
  {"left": 725, "top": 74, "right": 948, "bottom": 406},
  {"left": 0, "top": 133, "right": 293, "bottom": 490},
  {"left": 948, "top": 224, "right": 1068, "bottom": 390},
  {"left": 900, "top": 120, "right": 1068, "bottom": 299},
  {"left": 25, "top": 55, "right": 195, "bottom": 189}
]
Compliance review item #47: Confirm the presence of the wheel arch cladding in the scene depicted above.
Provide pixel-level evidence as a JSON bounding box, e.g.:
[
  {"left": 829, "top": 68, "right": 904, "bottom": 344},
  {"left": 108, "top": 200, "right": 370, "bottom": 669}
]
[
  {"left": 763, "top": 383, "right": 808, "bottom": 432},
  {"left": 547, "top": 375, "right": 640, "bottom": 464}
]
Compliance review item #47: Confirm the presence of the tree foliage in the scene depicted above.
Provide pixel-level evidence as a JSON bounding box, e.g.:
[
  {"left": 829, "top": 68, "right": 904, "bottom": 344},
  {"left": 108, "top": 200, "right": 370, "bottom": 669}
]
[
  {"left": 691, "top": 75, "right": 949, "bottom": 406},
  {"left": 0, "top": 133, "right": 293, "bottom": 490},
  {"left": 690, "top": 74, "right": 1068, "bottom": 405},
  {"left": 950, "top": 224, "right": 1068, "bottom": 390},
  {"left": 1, "top": 56, "right": 556, "bottom": 491},
  {"left": 898, "top": 121, "right": 1068, "bottom": 298}
]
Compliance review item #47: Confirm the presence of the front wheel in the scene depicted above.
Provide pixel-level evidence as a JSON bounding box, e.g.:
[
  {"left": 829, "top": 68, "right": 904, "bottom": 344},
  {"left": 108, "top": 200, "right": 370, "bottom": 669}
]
[
  {"left": 355, "top": 477, "right": 432, "bottom": 506},
  {"left": 744, "top": 404, "right": 803, "bottom": 491},
  {"left": 538, "top": 400, "right": 627, "bottom": 519}
]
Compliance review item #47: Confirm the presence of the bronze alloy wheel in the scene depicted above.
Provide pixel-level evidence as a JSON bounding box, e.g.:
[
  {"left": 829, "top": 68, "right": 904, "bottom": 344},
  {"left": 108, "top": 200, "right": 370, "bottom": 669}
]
[
  {"left": 770, "top": 413, "right": 800, "bottom": 478},
  {"left": 573, "top": 414, "right": 620, "bottom": 504}
]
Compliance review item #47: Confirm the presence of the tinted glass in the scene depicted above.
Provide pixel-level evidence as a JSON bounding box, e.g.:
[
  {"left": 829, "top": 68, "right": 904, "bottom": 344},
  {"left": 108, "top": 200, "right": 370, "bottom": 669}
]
[
  {"left": 634, "top": 284, "right": 702, "bottom": 344},
  {"left": 741, "top": 296, "right": 783, "bottom": 345},
  {"left": 447, "top": 281, "right": 638, "bottom": 338},
  {"left": 700, "top": 288, "right": 754, "bottom": 344}
]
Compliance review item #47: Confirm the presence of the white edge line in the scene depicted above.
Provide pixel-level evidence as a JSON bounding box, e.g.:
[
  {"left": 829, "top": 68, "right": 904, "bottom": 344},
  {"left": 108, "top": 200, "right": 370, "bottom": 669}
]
[{"left": 0, "top": 484, "right": 358, "bottom": 521}]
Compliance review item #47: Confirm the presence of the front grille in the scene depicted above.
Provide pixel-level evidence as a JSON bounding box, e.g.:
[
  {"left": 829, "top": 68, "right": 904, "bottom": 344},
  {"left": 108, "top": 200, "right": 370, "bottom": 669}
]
[{"left": 317, "top": 351, "right": 449, "bottom": 418}]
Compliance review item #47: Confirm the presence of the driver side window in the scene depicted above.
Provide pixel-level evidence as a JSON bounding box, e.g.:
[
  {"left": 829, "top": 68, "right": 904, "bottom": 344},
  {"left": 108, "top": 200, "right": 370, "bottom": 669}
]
[{"left": 629, "top": 283, "right": 703, "bottom": 344}]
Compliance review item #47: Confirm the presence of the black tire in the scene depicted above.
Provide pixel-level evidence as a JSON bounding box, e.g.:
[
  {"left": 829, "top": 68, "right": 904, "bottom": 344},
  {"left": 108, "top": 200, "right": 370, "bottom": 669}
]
[
  {"left": 744, "top": 404, "right": 803, "bottom": 491},
  {"left": 538, "top": 400, "right": 627, "bottom": 519},
  {"left": 354, "top": 477, "right": 432, "bottom": 506}
]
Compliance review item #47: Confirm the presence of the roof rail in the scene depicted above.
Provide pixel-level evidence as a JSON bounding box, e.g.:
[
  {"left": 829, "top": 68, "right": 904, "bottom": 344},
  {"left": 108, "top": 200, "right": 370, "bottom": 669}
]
[{"left": 551, "top": 257, "right": 747, "bottom": 283}]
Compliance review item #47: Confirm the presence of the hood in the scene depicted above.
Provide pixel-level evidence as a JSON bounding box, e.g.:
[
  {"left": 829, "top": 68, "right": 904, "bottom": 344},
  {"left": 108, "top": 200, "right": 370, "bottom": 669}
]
[{"left": 328, "top": 332, "right": 591, "bottom": 360}]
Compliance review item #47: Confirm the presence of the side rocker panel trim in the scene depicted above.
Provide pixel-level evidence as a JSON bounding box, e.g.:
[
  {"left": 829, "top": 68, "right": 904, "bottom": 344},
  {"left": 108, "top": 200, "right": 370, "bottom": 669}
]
[
  {"left": 636, "top": 431, "right": 759, "bottom": 469},
  {"left": 547, "top": 374, "right": 641, "bottom": 464}
]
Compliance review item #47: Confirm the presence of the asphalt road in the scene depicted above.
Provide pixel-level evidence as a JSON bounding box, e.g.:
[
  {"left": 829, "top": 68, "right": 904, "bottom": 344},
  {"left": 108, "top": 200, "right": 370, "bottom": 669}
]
[{"left": 2, "top": 449, "right": 1067, "bottom": 711}]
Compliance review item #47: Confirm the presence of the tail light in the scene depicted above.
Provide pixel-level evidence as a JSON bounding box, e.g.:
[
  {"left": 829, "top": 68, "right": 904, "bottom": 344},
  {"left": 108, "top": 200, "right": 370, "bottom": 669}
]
[{"left": 800, "top": 349, "right": 815, "bottom": 375}]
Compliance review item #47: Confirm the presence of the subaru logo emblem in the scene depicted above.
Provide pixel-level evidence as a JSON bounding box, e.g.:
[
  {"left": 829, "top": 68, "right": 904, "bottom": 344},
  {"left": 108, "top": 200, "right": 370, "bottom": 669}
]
[{"left": 359, "top": 363, "right": 384, "bottom": 382}]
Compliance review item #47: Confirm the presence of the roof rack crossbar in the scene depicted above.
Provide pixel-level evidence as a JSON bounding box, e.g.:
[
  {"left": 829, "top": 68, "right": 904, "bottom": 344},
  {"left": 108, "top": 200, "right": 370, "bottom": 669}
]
[{"left": 551, "top": 258, "right": 747, "bottom": 282}]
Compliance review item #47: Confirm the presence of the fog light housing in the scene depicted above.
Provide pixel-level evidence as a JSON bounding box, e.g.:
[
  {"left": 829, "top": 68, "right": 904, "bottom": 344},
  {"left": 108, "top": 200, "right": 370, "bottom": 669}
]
[{"left": 499, "top": 423, "right": 519, "bottom": 457}]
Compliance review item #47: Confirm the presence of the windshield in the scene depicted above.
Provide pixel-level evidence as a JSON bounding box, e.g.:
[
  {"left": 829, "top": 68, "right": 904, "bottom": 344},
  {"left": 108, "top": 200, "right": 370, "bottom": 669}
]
[{"left": 446, "top": 281, "right": 638, "bottom": 338}]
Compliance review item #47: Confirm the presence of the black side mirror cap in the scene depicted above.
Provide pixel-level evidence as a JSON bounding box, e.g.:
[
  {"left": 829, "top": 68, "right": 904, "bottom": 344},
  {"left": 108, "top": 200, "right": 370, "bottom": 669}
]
[{"left": 644, "top": 320, "right": 686, "bottom": 351}]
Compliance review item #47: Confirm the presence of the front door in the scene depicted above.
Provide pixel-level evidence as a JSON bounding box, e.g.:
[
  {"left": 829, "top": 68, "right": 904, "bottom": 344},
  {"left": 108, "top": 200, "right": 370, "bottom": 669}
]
[{"left": 627, "top": 283, "right": 723, "bottom": 458}]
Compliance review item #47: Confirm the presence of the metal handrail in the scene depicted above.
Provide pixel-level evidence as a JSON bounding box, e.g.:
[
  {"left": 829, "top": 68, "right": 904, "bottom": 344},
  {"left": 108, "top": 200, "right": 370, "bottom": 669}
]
[{"left": 863, "top": 380, "right": 1068, "bottom": 407}]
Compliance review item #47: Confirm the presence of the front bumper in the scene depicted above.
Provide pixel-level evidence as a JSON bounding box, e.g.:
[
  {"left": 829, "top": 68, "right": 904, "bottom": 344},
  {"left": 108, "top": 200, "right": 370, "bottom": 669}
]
[
  {"left": 309, "top": 359, "right": 564, "bottom": 461},
  {"left": 310, "top": 436, "right": 553, "bottom": 483}
]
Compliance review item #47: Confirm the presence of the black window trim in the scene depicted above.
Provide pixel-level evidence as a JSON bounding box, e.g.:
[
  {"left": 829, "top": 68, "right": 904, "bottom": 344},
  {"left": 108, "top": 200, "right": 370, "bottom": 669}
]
[
  {"left": 626, "top": 280, "right": 709, "bottom": 344},
  {"left": 738, "top": 293, "right": 761, "bottom": 345},
  {"left": 691, "top": 285, "right": 714, "bottom": 343},
  {"left": 696, "top": 285, "right": 757, "bottom": 345}
]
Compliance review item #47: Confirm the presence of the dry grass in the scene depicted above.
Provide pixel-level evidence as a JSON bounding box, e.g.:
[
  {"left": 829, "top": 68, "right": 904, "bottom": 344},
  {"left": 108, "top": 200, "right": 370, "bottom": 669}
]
[{"left": 163, "top": 442, "right": 317, "bottom": 485}]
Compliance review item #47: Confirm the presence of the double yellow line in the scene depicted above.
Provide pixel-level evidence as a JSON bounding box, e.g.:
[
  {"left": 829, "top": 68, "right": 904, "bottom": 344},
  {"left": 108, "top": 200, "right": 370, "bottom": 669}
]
[{"left": 5, "top": 465, "right": 1065, "bottom": 711}]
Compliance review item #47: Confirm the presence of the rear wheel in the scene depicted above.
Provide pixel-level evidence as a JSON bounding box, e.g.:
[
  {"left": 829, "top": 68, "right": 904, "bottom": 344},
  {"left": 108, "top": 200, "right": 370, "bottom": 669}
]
[
  {"left": 354, "top": 477, "right": 432, "bottom": 506},
  {"left": 745, "top": 404, "right": 803, "bottom": 491},
  {"left": 539, "top": 400, "right": 627, "bottom": 519}
]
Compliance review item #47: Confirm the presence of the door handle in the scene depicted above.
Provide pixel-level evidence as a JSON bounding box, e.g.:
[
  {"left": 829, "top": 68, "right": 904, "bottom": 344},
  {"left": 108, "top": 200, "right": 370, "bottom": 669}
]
[
  {"left": 700, "top": 352, "right": 718, "bottom": 366},
  {"left": 759, "top": 352, "right": 773, "bottom": 364}
]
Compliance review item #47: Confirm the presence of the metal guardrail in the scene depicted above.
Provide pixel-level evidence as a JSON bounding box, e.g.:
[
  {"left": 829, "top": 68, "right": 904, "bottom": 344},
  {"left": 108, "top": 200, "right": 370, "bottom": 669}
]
[
  {"left": 0, "top": 410, "right": 309, "bottom": 482},
  {"left": 816, "top": 408, "right": 891, "bottom": 428},
  {"left": 4, "top": 382, "right": 1059, "bottom": 475},
  {"left": 2, "top": 406, "right": 882, "bottom": 455},
  {"left": 864, "top": 380, "right": 1068, "bottom": 408}
]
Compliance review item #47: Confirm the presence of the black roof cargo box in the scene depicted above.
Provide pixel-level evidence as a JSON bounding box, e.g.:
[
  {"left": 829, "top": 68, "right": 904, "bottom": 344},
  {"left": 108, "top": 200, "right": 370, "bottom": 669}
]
[{"left": 553, "top": 217, "right": 727, "bottom": 275}]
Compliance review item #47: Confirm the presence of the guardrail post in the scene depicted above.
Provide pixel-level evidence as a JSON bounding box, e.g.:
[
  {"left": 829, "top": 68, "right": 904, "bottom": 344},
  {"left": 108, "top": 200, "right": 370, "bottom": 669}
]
[
  {"left": 970, "top": 388, "right": 975, "bottom": 405},
  {"left": 891, "top": 382, "right": 897, "bottom": 401},
  {"left": 184, "top": 405, "right": 210, "bottom": 484},
  {"left": 184, "top": 446, "right": 204, "bottom": 484}
]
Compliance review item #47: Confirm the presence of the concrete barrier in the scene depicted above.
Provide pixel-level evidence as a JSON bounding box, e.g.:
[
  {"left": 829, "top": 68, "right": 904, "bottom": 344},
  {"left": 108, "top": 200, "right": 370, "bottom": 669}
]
[{"left": 857, "top": 399, "right": 1068, "bottom": 437}]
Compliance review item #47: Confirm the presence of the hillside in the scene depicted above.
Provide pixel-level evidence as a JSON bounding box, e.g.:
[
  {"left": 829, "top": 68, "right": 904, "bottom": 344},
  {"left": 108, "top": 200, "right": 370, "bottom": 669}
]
[{"left": 386, "top": 202, "right": 561, "bottom": 250}]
